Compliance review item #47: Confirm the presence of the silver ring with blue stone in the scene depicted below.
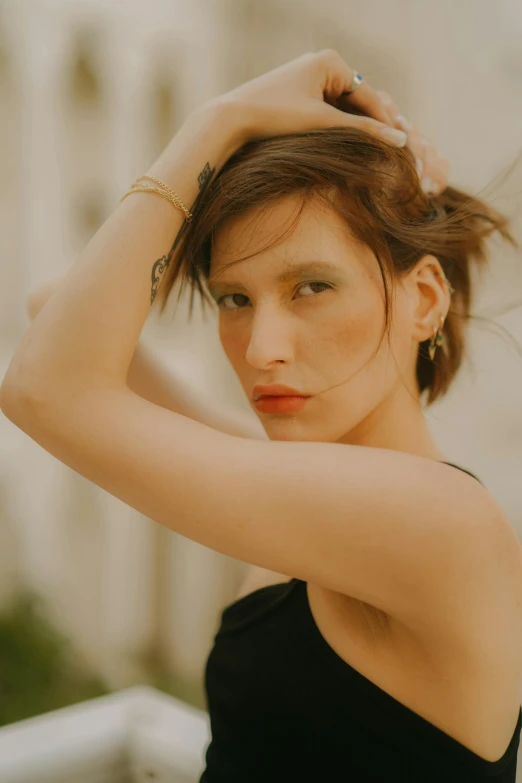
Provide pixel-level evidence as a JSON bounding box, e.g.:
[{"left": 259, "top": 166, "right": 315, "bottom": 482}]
[{"left": 346, "top": 71, "right": 363, "bottom": 94}]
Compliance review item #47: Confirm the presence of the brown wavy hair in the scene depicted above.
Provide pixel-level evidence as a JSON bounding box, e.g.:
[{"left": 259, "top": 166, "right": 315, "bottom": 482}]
[{"left": 152, "top": 126, "right": 520, "bottom": 406}]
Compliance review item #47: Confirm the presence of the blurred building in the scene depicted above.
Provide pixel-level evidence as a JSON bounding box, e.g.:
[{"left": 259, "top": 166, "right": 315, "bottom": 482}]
[{"left": 0, "top": 0, "right": 521, "bottom": 704}]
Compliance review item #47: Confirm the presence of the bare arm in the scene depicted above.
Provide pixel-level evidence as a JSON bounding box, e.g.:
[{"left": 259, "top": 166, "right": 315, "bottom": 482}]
[
  {"left": 26, "top": 281, "right": 267, "bottom": 442},
  {"left": 27, "top": 279, "right": 276, "bottom": 596}
]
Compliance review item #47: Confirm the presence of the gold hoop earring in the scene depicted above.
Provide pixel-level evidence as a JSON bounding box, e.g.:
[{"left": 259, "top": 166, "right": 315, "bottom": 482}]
[{"left": 429, "top": 314, "right": 445, "bottom": 361}]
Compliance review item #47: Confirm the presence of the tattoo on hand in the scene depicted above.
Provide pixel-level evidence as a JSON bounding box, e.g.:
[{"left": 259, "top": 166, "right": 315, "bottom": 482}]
[{"left": 149, "top": 162, "right": 216, "bottom": 306}]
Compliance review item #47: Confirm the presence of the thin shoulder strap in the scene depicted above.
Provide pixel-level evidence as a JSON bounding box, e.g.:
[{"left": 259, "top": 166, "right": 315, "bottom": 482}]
[{"left": 440, "top": 461, "right": 484, "bottom": 487}]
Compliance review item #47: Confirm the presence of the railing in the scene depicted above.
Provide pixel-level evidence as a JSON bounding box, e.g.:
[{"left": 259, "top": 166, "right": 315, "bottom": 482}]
[{"left": 0, "top": 686, "right": 210, "bottom": 783}]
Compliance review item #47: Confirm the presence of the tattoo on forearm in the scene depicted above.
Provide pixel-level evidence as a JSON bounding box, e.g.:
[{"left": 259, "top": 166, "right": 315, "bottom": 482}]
[
  {"left": 149, "top": 161, "right": 216, "bottom": 306},
  {"left": 150, "top": 254, "right": 171, "bottom": 305},
  {"left": 198, "top": 162, "right": 214, "bottom": 191}
]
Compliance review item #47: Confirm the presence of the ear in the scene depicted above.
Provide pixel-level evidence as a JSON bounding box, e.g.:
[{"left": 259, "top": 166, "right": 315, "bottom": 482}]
[{"left": 408, "top": 255, "right": 451, "bottom": 343}]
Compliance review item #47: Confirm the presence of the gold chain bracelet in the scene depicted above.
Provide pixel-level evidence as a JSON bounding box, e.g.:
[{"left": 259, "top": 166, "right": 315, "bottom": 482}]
[{"left": 120, "top": 175, "right": 193, "bottom": 222}]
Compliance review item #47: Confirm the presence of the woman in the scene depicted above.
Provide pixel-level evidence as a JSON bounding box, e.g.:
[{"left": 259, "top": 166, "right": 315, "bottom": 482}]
[{"left": 2, "top": 51, "right": 521, "bottom": 781}]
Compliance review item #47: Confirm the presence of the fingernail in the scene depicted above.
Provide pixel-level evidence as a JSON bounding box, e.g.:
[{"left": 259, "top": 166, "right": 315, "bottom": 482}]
[
  {"left": 395, "top": 114, "right": 411, "bottom": 132},
  {"left": 421, "top": 175, "right": 438, "bottom": 194},
  {"left": 415, "top": 156, "right": 424, "bottom": 177},
  {"left": 380, "top": 127, "right": 407, "bottom": 147}
]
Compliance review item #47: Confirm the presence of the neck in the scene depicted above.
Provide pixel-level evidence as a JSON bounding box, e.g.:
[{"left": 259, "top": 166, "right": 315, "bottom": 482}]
[{"left": 338, "top": 385, "right": 448, "bottom": 462}]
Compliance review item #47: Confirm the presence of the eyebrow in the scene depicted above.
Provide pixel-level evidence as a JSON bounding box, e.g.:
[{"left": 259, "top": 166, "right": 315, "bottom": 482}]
[{"left": 207, "top": 260, "right": 343, "bottom": 292}]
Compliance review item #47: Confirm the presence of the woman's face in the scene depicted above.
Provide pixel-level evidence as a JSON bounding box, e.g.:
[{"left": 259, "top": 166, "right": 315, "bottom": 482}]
[{"left": 208, "top": 194, "right": 428, "bottom": 444}]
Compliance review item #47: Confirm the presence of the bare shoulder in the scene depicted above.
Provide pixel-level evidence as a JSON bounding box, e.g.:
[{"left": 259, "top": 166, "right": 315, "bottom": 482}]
[{"left": 402, "top": 488, "right": 522, "bottom": 667}]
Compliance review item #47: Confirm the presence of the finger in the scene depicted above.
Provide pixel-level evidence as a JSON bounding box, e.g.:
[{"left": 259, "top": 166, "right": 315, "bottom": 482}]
[
  {"left": 339, "top": 82, "right": 396, "bottom": 128},
  {"left": 407, "top": 129, "right": 427, "bottom": 178},
  {"left": 414, "top": 137, "right": 448, "bottom": 195},
  {"left": 338, "top": 86, "right": 397, "bottom": 128},
  {"left": 420, "top": 148, "right": 449, "bottom": 195},
  {"left": 406, "top": 128, "right": 430, "bottom": 181},
  {"left": 376, "top": 93, "right": 422, "bottom": 168},
  {"left": 317, "top": 50, "right": 400, "bottom": 130},
  {"left": 376, "top": 90, "right": 411, "bottom": 133},
  {"left": 314, "top": 102, "right": 408, "bottom": 147},
  {"left": 376, "top": 92, "right": 422, "bottom": 174}
]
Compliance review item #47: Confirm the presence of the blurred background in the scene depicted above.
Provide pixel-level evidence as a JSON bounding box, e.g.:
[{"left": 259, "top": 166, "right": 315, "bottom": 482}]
[{"left": 0, "top": 0, "right": 522, "bottom": 734}]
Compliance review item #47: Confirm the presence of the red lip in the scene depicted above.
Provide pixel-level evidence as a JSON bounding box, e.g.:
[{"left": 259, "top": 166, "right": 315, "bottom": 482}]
[{"left": 252, "top": 384, "right": 309, "bottom": 401}]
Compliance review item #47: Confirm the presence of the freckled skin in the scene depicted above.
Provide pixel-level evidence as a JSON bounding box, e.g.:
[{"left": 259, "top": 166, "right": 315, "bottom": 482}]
[{"left": 209, "top": 194, "right": 450, "bottom": 459}]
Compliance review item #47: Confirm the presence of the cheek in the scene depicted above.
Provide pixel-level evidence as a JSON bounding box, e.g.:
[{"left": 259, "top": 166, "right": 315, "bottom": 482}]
[
  {"left": 219, "top": 321, "right": 246, "bottom": 365},
  {"left": 328, "top": 298, "right": 384, "bottom": 363}
]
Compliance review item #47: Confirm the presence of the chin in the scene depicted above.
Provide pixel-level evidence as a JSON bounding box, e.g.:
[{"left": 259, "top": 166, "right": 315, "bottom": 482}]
[{"left": 262, "top": 417, "right": 351, "bottom": 444}]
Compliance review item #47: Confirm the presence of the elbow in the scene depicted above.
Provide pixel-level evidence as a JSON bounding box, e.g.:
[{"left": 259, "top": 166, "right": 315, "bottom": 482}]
[
  {"left": 0, "top": 364, "right": 44, "bottom": 422},
  {"left": 0, "top": 379, "right": 34, "bottom": 422},
  {"left": 1, "top": 339, "right": 57, "bottom": 421}
]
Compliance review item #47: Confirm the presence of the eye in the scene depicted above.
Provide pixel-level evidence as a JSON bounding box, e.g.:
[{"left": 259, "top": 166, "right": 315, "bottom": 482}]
[
  {"left": 299, "top": 281, "right": 334, "bottom": 298},
  {"left": 216, "top": 281, "right": 334, "bottom": 311}
]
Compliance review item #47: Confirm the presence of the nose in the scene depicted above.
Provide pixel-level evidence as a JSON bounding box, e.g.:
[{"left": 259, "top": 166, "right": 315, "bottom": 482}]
[{"left": 245, "top": 308, "right": 296, "bottom": 369}]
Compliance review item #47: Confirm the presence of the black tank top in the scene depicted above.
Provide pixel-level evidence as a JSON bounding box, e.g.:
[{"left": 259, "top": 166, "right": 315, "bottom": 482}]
[{"left": 200, "top": 462, "right": 522, "bottom": 782}]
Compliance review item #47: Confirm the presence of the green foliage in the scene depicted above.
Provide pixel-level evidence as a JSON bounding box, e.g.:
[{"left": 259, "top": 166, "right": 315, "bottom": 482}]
[
  {"left": 150, "top": 669, "right": 206, "bottom": 712},
  {"left": 0, "top": 588, "right": 207, "bottom": 728},
  {"left": 135, "top": 646, "right": 207, "bottom": 712},
  {"left": 0, "top": 590, "right": 110, "bottom": 727}
]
